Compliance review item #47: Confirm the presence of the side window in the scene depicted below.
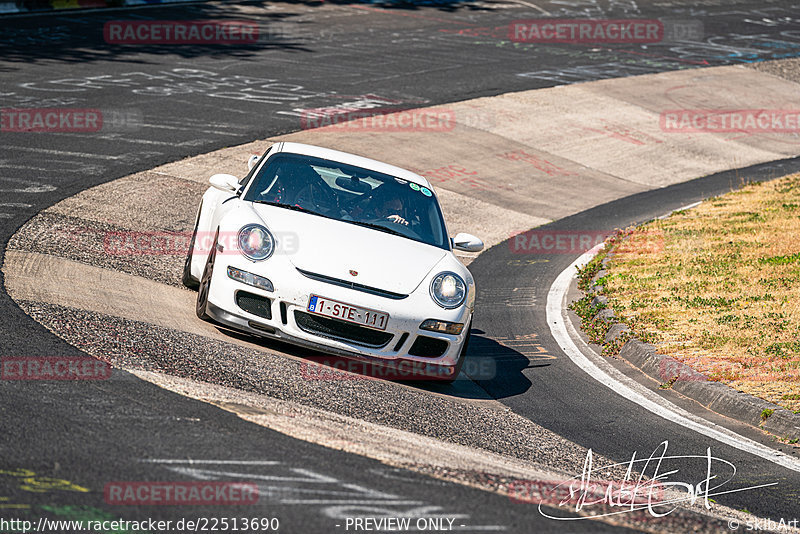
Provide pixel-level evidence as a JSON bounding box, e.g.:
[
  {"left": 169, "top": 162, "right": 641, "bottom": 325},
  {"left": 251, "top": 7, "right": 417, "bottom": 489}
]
[{"left": 239, "top": 145, "right": 274, "bottom": 190}]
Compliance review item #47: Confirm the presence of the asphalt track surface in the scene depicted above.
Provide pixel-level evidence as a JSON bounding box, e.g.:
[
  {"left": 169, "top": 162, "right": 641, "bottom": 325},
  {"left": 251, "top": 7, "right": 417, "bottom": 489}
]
[
  {"left": 3, "top": 0, "right": 800, "bottom": 532},
  {"left": 469, "top": 156, "right": 800, "bottom": 520}
]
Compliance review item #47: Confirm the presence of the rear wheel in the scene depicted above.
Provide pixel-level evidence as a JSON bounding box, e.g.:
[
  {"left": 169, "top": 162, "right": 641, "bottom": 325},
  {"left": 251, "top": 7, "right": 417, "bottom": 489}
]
[
  {"left": 182, "top": 202, "right": 202, "bottom": 289},
  {"left": 196, "top": 230, "right": 218, "bottom": 321}
]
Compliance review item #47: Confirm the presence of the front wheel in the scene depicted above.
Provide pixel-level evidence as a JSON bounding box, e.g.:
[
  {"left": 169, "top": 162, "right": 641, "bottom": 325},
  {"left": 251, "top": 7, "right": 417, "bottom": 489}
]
[
  {"left": 440, "top": 321, "right": 471, "bottom": 384},
  {"left": 182, "top": 201, "right": 202, "bottom": 289},
  {"left": 196, "top": 230, "right": 218, "bottom": 321}
]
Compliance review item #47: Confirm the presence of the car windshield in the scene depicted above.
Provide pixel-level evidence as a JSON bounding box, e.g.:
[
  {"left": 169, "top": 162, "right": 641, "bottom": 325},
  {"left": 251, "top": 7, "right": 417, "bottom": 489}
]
[{"left": 243, "top": 152, "right": 449, "bottom": 249}]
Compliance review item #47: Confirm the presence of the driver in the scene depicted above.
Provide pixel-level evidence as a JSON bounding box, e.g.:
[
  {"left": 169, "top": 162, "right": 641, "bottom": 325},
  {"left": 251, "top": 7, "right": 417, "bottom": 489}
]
[
  {"left": 374, "top": 197, "right": 408, "bottom": 226},
  {"left": 352, "top": 188, "right": 408, "bottom": 226}
]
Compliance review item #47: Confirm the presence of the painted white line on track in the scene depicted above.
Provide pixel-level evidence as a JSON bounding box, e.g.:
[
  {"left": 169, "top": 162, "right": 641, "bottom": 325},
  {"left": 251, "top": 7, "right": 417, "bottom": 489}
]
[
  {"left": 5, "top": 146, "right": 122, "bottom": 160},
  {"left": 0, "top": 185, "right": 56, "bottom": 194},
  {"left": 509, "top": 0, "right": 550, "bottom": 14},
  {"left": 547, "top": 245, "right": 800, "bottom": 474},
  {"left": 659, "top": 201, "right": 702, "bottom": 218},
  {"left": 142, "top": 459, "right": 281, "bottom": 465}
]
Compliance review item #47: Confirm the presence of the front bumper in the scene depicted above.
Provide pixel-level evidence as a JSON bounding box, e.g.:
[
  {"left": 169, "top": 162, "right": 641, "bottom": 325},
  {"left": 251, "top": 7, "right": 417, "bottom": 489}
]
[{"left": 205, "top": 252, "right": 471, "bottom": 370}]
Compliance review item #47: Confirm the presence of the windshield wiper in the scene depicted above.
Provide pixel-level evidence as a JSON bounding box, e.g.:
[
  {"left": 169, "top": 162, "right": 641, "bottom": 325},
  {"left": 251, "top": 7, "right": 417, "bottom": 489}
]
[
  {"left": 252, "top": 200, "right": 331, "bottom": 220},
  {"left": 253, "top": 200, "right": 406, "bottom": 238},
  {"left": 346, "top": 220, "right": 405, "bottom": 238}
]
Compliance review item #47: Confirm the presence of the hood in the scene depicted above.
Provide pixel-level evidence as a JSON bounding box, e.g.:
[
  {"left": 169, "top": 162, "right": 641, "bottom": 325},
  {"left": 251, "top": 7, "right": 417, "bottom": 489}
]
[{"left": 251, "top": 203, "right": 447, "bottom": 295}]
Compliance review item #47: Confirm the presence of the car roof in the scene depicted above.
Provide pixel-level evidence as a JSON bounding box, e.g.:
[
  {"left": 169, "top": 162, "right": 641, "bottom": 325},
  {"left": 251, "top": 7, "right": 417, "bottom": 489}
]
[{"left": 275, "top": 142, "right": 433, "bottom": 189}]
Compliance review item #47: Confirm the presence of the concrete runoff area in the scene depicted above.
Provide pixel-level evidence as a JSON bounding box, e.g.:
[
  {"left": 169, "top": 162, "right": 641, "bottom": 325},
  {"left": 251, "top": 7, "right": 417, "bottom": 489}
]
[{"left": 5, "top": 61, "right": 800, "bottom": 528}]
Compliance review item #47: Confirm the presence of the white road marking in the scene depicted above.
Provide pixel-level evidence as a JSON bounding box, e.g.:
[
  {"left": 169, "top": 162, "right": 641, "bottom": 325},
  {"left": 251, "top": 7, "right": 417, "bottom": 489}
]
[
  {"left": 0, "top": 177, "right": 56, "bottom": 194},
  {"left": 146, "top": 460, "right": 502, "bottom": 529},
  {"left": 659, "top": 200, "right": 702, "bottom": 218},
  {"left": 4, "top": 146, "right": 122, "bottom": 160},
  {"left": 142, "top": 459, "right": 281, "bottom": 465},
  {"left": 509, "top": 0, "right": 550, "bottom": 15},
  {"left": 547, "top": 245, "right": 800, "bottom": 474},
  {"left": 0, "top": 185, "right": 56, "bottom": 193},
  {"left": 0, "top": 203, "right": 31, "bottom": 219},
  {"left": 0, "top": 164, "right": 51, "bottom": 171}
]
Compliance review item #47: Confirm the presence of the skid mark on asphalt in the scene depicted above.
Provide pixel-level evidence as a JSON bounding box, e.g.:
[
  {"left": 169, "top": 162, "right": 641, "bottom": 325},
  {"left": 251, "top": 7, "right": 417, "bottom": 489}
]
[
  {"left": 475, "top": 286, "right": 536, "bottom": 308},
  {"left": 472, "top": 333, "right": 555, "bottom": 362}
]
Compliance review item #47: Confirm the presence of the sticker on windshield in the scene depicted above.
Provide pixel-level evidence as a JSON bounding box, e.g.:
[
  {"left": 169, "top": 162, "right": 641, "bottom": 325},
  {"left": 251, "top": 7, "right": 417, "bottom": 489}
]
[
  {"left": 409, "top": 183, "right": 420, "bottom": 191},
  {"left": 395, "top": 178, "right": 408, "bottom": 185},
  {"left": 420, "top": 187, "right": 432, "bottom": 197}
]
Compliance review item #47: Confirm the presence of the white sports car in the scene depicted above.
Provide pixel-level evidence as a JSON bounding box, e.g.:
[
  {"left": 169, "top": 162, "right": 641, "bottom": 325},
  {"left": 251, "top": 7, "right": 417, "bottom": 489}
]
[{"left": 183, "top": 142, "right": 483, "bottom": 381}]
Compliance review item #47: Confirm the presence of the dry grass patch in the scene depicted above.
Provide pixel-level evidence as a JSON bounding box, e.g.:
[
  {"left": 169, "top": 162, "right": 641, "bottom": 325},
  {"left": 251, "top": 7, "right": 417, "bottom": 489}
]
[{"left": 602, "top": 174, "right": 800, "bottom": 413}]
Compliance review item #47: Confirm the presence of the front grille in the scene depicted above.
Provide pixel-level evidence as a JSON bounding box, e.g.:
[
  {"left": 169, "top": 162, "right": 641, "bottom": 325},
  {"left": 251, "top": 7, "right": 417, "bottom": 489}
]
[
  {"left": 294, "top": 311, "right": 393, "bottom": 348},
  {"left": 408, "top": 335, "right": 449, "bottom": 358},
  {"left": 296, "top": 268, "right": 408, "bottom": 300},
  {"left": 392, "top": 332, "right": 409, "bottom": 352},
  {"left": 236, "top": 291, "right": 272, "bottom": 320}
]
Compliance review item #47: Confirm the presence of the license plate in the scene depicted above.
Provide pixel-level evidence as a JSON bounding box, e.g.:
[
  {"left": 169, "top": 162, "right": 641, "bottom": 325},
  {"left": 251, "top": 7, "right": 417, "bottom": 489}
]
[{"left": 307, "top": 295, "right": 389, "bottom": 331}]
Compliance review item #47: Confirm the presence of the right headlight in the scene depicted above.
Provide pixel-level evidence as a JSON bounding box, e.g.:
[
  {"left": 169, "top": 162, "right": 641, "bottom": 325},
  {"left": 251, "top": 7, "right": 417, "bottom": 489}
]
[
  {"left": 238, "top": 224, "right": 275, "bottom": 261},
  {"left": 430, "top": 272, "right": 466, "bottom": 309}
]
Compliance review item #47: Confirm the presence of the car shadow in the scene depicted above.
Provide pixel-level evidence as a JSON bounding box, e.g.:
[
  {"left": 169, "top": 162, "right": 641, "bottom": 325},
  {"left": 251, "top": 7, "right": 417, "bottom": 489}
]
[
  {"left": 215, "top": 324, "right": 535, "bottom": 400},
  {"left": 0, "top": 0, "right": 501, "bottom": 68},
  {"left": 417, "top": 330, "right": 536, "bottom": 399}
]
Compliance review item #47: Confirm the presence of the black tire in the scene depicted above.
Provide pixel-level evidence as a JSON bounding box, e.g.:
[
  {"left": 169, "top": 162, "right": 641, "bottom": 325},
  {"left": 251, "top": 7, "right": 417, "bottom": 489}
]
[
  {"left": 195, "top": 230, "right": 218, "bottom": 322},
  {"left": 182, "top": 202, "right": 202, "bottom": 289}
]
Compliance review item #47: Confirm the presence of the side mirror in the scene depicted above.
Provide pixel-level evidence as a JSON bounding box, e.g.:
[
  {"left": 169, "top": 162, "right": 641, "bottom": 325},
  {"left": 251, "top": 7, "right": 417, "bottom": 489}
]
[
  {"left": 247, "top": 154, "right": 260, "bottom": 171},
  {"left": 209, "top": 173, "right": 240, "bottom": 193},
  {"left": 452, "top": 233, "right": 484, "bottom": 253}
]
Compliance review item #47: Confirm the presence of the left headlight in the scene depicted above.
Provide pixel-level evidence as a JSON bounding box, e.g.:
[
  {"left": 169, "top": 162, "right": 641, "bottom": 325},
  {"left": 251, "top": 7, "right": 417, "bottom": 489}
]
[
  {"left": 238, "top": 224, "right": 275, "bottom": 261},
  {"left": 430, "top": 272, "right": 466, "bottom": 309}
]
